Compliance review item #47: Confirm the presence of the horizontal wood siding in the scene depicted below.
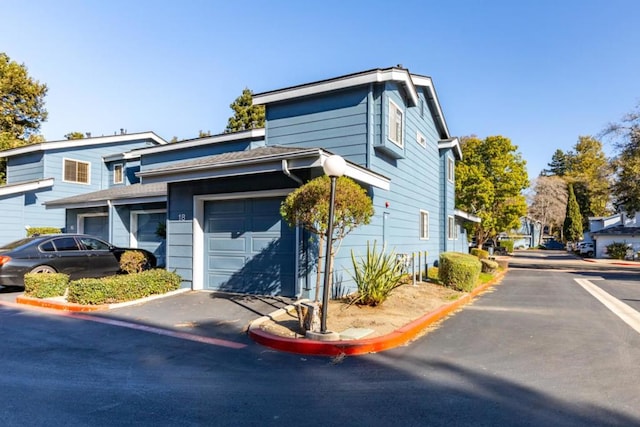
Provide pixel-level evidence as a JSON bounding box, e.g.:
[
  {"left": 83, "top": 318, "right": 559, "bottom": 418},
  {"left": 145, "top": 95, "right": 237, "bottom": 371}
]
[
  {"left": 320, "top": 86, "right": 444, "bottom": 294},
  {"left": 0, "top": 195, "right": 26, "bottom": 244},
  {"left": 140, "top": 140, "right": 253, "bottom": 171},
  {"left": 266, "top": 88, "right": 369, "bottom": 166},
  {"left": 7, "top": 152, "right": 44, "bottom": 183},
  {"left": 167, "top": 220, "right": 193, "bottom": 287}
]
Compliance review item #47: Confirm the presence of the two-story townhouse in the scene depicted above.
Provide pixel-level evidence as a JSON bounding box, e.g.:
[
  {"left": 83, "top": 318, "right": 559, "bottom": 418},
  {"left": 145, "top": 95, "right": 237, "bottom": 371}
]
[
  {"left": 0, "top": 132, "right": 166, "bottom": 245},
  {"left": 133, "top": 67, "right": 477, "bottom": 298}
]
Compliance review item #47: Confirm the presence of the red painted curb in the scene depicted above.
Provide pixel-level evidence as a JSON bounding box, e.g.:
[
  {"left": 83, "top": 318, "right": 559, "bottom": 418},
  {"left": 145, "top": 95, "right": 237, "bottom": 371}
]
[
  {"left": 248, "top": 271, "right": 506, "bottom": 356},
  {"left": 15, "top": 295, "right": 108, "bottom": 312}
]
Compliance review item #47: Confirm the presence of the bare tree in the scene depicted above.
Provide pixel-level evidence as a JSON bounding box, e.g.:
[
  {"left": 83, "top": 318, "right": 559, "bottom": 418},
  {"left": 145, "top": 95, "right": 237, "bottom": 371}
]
[{"left": 529, "top": 175, "right": 568, "bottom": 242}]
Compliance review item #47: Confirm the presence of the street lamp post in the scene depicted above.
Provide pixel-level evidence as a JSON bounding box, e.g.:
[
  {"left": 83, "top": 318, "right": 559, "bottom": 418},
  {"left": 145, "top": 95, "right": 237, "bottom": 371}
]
[{"left": 320, "top": 154, "right": 346, "bottom": 334}]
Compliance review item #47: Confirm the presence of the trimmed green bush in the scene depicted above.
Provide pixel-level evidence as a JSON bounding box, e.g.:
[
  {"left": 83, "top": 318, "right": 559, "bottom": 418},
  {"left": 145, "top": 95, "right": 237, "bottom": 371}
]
[
  {"left": 26, "top": 227, "right": 61, "bottom": 237},
  {"left": 427, "top": 266, "right": 439, "bottom": 283},
  {"left": 24, "top": 272, "right": 69, "bottom": 298},
  {"left": 470, "top": 248, "right": 489, "bottom": 260},
  {"left": 67, "top": 269, "right": 181, "bottom": 305},
  {"left": 349, "top": 242, "right": 405, "bottom": 306},
  {"left": 499, "top": 240, "right": 514, "bottom": 253},
  {"left": 438, "top": 252, "right": 482, "bottom": 292},
  {"left": 120, "top": 250, "right": 147, "bottom": 274},
  {"left": 480, "top": 258, "right": 498, "bottom": 274},
  {"left": 606, "top": 242, "right": 628, "bottom": 260}
]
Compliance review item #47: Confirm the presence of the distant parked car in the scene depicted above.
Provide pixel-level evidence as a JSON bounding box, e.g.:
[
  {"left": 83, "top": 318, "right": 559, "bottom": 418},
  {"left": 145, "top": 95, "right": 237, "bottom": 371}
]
[
  {"left": 0, "top": 234, "right": 156, "bottom": 288},
  {"left": 579, "top": 242, "right": 595, "bottom": 257}
]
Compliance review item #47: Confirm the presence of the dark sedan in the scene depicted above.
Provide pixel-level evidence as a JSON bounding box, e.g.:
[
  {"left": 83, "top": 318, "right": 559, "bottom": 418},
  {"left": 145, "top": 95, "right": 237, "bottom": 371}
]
[{"left": 0, "top": 234, "right": 156, "bottom": 287}]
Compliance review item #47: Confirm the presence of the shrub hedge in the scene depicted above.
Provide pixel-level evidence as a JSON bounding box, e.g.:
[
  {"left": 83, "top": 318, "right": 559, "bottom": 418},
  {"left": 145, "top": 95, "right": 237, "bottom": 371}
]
[
  {"left": 480, "top": 258, "right": 498, "bottom": 274},
  {"left": 66, "top": 269, "right": 181, "bottom": 305},
  {"left": 438, "top": 252, "right": 482, "bottom": 292},
  {"left": 26, "top": 227, "right": 61, "bottom": 237},
  {"left": 499, "top": 240, "right": 514, "bottom": 253},
  {"left": 606, "top": 242, "right": 628, "bottom": 260},
  {"left": 24, "top": 272, "right": 69, "bottom": 298},
  {"left": 470, "top": 248, "right": 489, "bottom": 259},
  {"left": 120, "top": 250, "right": 148, "bottom": 274}
]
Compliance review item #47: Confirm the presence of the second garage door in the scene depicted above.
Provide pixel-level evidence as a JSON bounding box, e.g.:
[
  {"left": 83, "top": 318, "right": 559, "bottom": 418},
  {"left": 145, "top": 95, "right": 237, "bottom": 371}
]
[{"left": 204, "top": 198, "right": 295, "bottom": 296}]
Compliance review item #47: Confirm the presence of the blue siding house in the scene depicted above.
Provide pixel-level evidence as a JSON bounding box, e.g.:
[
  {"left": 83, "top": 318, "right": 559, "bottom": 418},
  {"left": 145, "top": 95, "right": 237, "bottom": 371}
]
[
  {"left": 0, "top": 132, "right": 166, "bottom": 245},
  {"left": 136, "top": 67, "right": 477, "bottom": 298},
  {"left": 40, "top": 67, "right": 477, "bottom": 300}
]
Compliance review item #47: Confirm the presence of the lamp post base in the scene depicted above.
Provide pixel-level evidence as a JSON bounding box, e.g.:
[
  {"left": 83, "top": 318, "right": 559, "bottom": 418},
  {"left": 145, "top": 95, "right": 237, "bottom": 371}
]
[{"left": 305, "top": 330, "right": 341, "bottom": 341}]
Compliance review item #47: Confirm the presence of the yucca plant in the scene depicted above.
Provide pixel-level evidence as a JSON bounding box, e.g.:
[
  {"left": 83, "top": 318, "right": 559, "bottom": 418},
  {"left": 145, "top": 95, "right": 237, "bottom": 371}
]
[{"left": 349, "top": 242, "right": 406, "bottom": 306}]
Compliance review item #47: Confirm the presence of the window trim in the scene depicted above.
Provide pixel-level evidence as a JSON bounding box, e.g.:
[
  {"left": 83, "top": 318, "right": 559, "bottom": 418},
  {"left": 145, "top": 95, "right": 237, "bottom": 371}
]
[
  {"left": 447, "top": 215, "right": 456, "bottom": 240},
  {"left": 420, "top": 210, "right": 429, "bottom": 240},
  {"left": 417, "top": 131, "right": 426, "bottom": 148},
  {"left": 63, "top": 158, "right": 91, "bottom": 185},
  {"left": 388, "top": 99, "right": 404, "bottom": 148},
  {"left": 113, "top": 163, "right": 124, "bottom": 184},
  {"left": 447, "top": 157, "right": 455, "bottom": 183}
]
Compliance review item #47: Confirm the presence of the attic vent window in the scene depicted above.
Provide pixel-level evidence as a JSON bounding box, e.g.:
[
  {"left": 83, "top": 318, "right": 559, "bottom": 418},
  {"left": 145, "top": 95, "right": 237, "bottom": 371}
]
[
  {"left": 388, "top": 99, "right": 404, "bottom": 148},
  {"left": 63, "top": 159, "right": 90, "bottom": 184}
]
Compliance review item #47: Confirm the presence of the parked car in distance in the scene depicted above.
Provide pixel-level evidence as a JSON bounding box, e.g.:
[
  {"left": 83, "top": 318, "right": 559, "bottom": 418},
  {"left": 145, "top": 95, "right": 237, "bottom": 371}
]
[
  {"left": 579, "top": 242, "right": 595, "bottom": 257},
  {"left": 0, "top": 234, "right": 156, "bottom": 288}
]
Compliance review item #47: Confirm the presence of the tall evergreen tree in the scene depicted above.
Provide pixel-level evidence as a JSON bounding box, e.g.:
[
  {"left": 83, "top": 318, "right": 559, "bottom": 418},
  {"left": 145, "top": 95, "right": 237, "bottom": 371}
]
[
  {"left": 563, "top": 183, "right": 583, "bottom": 242},
  {"left": 224, "top": 88, "right": 265, "bottom": 133},
  {"left": 543, "top": 149, "right": 568, "bottom": 176}
]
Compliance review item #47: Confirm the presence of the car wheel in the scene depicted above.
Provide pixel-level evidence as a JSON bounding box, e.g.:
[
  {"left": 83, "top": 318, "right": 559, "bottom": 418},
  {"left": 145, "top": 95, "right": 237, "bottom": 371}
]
[
  {"left": 30, "top": 265, "right": 57, "bottom": 274},
  {"left": 587, "top": 251, "right": 594, "bottom": 257}
]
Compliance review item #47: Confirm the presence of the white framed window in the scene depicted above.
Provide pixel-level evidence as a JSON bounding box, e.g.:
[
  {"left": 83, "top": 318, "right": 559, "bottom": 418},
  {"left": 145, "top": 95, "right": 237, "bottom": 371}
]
[
  {"left": 447, "top": 157, "right": 455, "bottom": 183},
  {"left": 420, "top": 210, "right": 429, "bottom": 240},
  {"left": 63, "top": 158, "right": 90, "bottom": 184},
  {"left": 113, "top": 164, "right": 124, "bottom": 184},
  {"left": 388, "top": 99, "right": 404, "bottom": 147},
  {"left": 448, "top": 216, "right": 456, "bottom": 240},
  {"left": 417, "top": 131, "right": 426, "bottom": 148},
  {"left": 420, "top": 99, "right": 425, "bottom": 118}
]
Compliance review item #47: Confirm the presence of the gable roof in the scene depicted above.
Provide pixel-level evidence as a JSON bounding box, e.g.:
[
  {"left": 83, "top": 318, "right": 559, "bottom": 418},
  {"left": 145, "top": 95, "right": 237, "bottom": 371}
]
[
  {"left": 45, "top": 182, "right": 167, "bottom": 209},
  {"left": 0, "top": 131, "right": 167, "bottom": 158},
  {"left": 591, "top": 226, "right": 640, "bottom": 236},
  {"left": 253, "top": 67, "right": 452, "bottom": 139},
  {"left": 138, "top": 145, "right": 390, "bottom": 190},
  {"left": 105, "top": 128, "right": 266, "bottom": 161}
]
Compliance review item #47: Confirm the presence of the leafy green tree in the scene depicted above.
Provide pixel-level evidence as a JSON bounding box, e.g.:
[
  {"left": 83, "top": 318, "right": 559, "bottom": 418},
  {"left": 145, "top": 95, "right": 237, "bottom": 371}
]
[
  {"left": 64, "top": 131, "right": 85, "bottom": 140},
  {"left": 563, "top": 183, "right": 583, "bottom": 242},
  {"left": 565, "top": 136, "right": 612, "bottom": 226},
  {"left": 0, "top": 52, "right": 48, "bottom": 143},
  {"left": 0, "top": 52, "right": 48, "bottom": 183},
  {"left": 224, "top": 88, "right": 265, "bottom": 133},
  {"left": 198, "top": 130, "right": 211, "bottom": 138},
  {"left": 280, "top": 175, "right": 374, "bottom": 301},
  {"left": 455, "top": 135, "right": 529, "bottom": 247},
  {"left": 605, "top": 103, "right": 640, "bottom": 215}
]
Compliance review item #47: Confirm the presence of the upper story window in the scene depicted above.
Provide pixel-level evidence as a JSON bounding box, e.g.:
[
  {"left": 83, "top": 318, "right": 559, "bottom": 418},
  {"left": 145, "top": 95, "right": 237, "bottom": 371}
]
[
  {"left": 420, "top": 98, "right": 425, "bottom": 118},
  {"left": 113, "top": 164, "right": 124, "bottom": 184},
  {"left": 417, "top": 131, "right": 426, "bottom": 148},
  {"left": 388, "top": 99, "right": 404, "bottom": 147},
  {"left": 420, "top": 210, "right": 429, "bottom": 240},
  {"left": 447, "top": 157, "right": 455, "bottom": 183},
  {"left": 63, "top": 159, "right": 90, "bottom": 184}
]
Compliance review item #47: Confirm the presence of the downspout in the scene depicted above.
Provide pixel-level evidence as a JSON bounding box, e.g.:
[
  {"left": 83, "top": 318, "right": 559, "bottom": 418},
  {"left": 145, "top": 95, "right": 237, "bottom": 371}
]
[
  {"left": 367, "top": 83, "right": 373, "bottom": 168},
  {"left": 107, "top": 199, "right": 114, "bottom": 243},
  {"left": 281, "top": 159, "right": 303, "bottom": 185}
]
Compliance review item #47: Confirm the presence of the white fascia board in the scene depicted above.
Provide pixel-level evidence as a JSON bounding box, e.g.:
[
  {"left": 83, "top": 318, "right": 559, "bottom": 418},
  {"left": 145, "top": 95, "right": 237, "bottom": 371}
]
[
  {"left": 0, "top": 178, "right": 54, "bottom": 196},
  {"left": 411, "top": 75, "right": 450, "bottom": 139},
  {"left": 132, "top": 128, "right": 266, "bottom": 157},
  {"left": 454, "top": 209, "right": 481, "bottom": 223},
  {"left": 438, "top": 137, "right": 463, "bottom": 160},
  {"left": 254, "top": 69, "right": 419, "bottom": 107},
  {"left": 319, "top": 152, "right": 390, "bottom": 191},
  {"left": 0, "top": 132, "right": 167, "bottom": 158},
  {"left": 47, "top": 195, "right": 167, "bottom": 210}
]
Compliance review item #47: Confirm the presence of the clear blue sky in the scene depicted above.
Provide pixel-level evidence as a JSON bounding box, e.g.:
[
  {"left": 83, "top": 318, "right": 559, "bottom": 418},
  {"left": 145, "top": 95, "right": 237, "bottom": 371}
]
[{"left": 2, "top": 0, "right": 639, "bottom": 178}]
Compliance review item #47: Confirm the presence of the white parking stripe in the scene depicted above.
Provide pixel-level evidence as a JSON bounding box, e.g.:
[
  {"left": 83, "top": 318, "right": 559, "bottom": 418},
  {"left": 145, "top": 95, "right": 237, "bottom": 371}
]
[{"left": 575, "top": 278, "right": 640, "bottom": 334}]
